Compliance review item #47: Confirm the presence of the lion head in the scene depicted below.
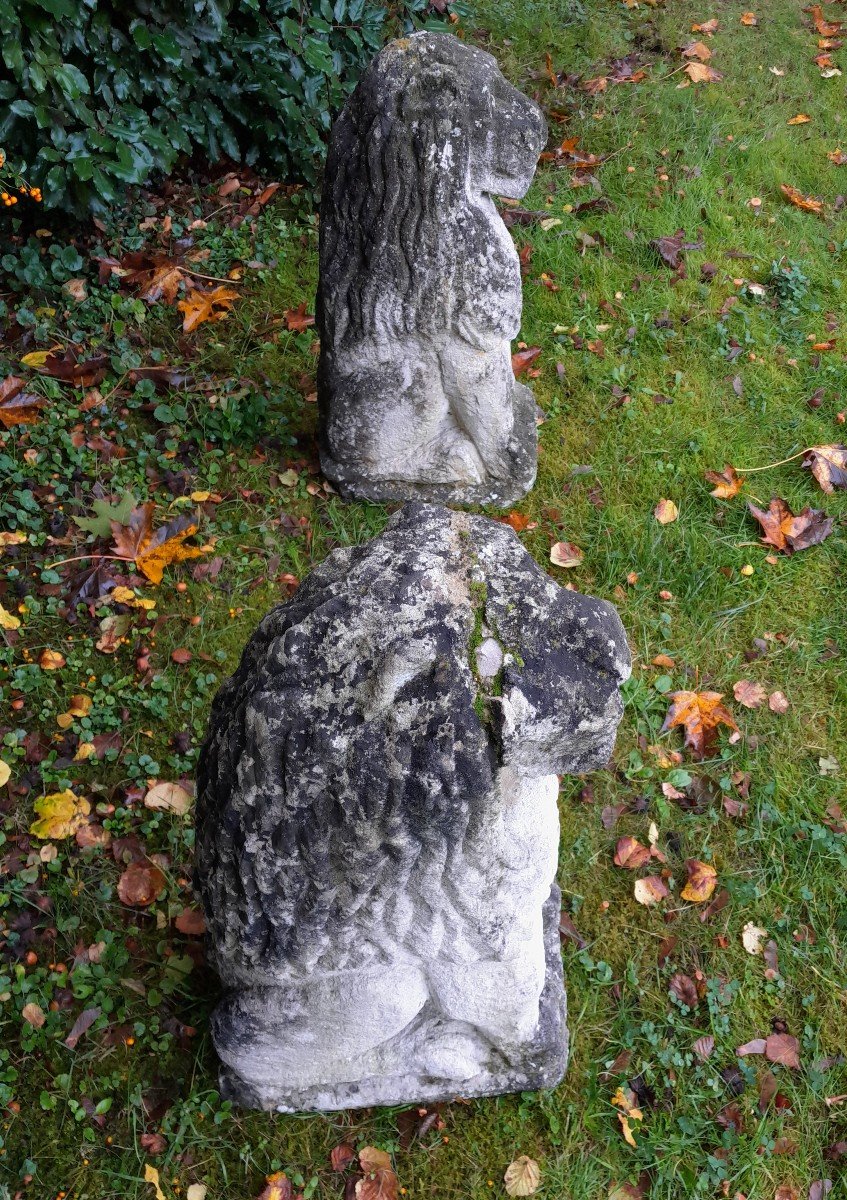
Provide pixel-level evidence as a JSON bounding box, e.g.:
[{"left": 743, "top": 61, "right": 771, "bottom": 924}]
[{"left": 318, "top": 32, "right": 547, "bottom": 351}]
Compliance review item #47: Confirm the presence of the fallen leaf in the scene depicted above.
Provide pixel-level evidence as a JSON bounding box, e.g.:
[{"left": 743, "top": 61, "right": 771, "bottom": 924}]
[
  {"left": 693, "top": 1034, "right": 715, "bottom": 1060},
  {"left": 111, "top": 504, "right": 205, "bottom": 585},
  {"left": 612, "top": 1086, "right": 644, "bottom": 1146},
  {"left": 684, "top": 62, "right": 723, "bottom": 83},
  {"left": 828, "top": 148, "right": 847, "bottom": 164},
  {"left": 117, "top": 862, "right": 166, "bottom": 907},
  {"left": 769, "top": 690, "right": 789, "bottom": 713},
  {"left": 550, "top": 541, "right": 584, "bottom": 568},
  {"left": 145, "top": 1165, "right": 167, "bottom": 1200},
  {"left": 802, "top": 444, "right": 847, "bottom": 493},
  {"left": 175, "top": 907, "right": 206, "bottom": 936},
  {"left": 766, "top": 1033, "right": 800, "bottom": 1068},
  {"left": 331, "top": 1143, "right": 356, "bottom": 1171},
  {"left": 661, "top": 691, "right": 739, "bottom": 757},
  {"left": 96, "top": 613, "right": 130, "bottom": 653},
  {"left": 741, "top": 11, "right": 757, "bottom": 24},
  {"left": 22, "top": 1002, "right": 46, "bottom": 1028},
  {"left": 512, "top": 346, "right": 543, "bottom": 376},
  {"left": 614, "top": 836, "right": 652, "bottom": 869},
  {"left": 681, "top": 858, "right": 718, "bottom": 902},
  {"left": 705, "top": 464, "right": 744, "bottom": 498},
  {"left": 356, "top": 1146, "right": 398, "bottom": 1200},
  {"left": 65, "top": 1006, "right": 101, "bottom": 1049},
  {"left": 257, "top": 1171, "right": 293, "bottom": 1200},
  {"left": 284, "top": 303, "right": 314, "bottom": 332},
  {"left": 809, "top": 4, "right": 842, "bottom": 36},
  {"left": 742, "top": 922, "right": 768, "bottom": 954},
  {"left": 39, "top": 649, "right": 65, "bottom": 670},
  {"left": 682, "top": 40, "right": 712, "bottom": 60},
  {"left": 788, "top": 113, "right": 812, "bottom": 125},
  {"left": 651, "top": 230, "right": 703, "bottom": 268},
  {"left": 654, "top": 498, "right": 679, "bottom": 524},
  {"left": 634, "top": 875, "right": 669, "bottom": 906},
  {"left": 0, "top": 603, "right": 21, "bottom": 630},
  {"left": 30, "top": 790, "right": 91, "bottom": 839},
  {"left": 691, "top": 18, "right": 719, "bottom": 34},
  {"left": 0, "top": 375, "right": 46, "bottom": 428},
  {"left": 186, "top": 1186, "right": 207, "bottom": 1200},
  {"left": 504, "top": 1155, "right": 541, "bottom": 1197},
  {"left": 737, "top": 1037, "right": 767, "bottom": 1056},
  {"left": 734, "top": 679, "right": 766, "bottom": 708},
  {"left": 780, "top": 184, "right": 824, "bottom": 214},
  {"left": 747, "top": 497, "right": 833, "bottom": 553},
  {"left": 0, "top": 761, "right": 10, "bottom": 788},
  {"left": 809, "top": 1182, "right": 833, "bottom": 1200},
  {"left": 177, "top": 285, "right": 239, "bottom": 333},
  {"left": 670, "top": 973, "right": 700, "bottom": 1007},
  {"left": 144, "top": 782, "right": 192, "bottom": 815}
]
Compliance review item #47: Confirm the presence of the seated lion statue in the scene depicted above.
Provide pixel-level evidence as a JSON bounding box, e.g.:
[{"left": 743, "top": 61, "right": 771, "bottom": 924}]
[{"left": 317, "top": 32, "right": 547, "bottom": 507}]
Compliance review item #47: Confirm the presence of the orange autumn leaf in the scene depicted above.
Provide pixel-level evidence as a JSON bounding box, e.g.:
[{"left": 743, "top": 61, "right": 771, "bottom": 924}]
[
  {"left": 691, "top": 17, "right": 719, "bottom": 34},
  {"left": 705, "top": 464, "right": 744, "bottom": 498},
  {"left": 661, "top": 690, "right": 739, "bottom": 757},
  {"left": 740, "top": 11, "right": 758, "bottom": 24},
  {"left": 681, "top": 859, "right": 718, "bottom": 902},
  {"left": 0, "top": 375, "right": 46, "bottom": 428},
  {"left": 512, "top": 346, "right": 543, "bottom": 376},
  {"left": 614, "top": 836, "right": 652, "bottom": 870},
  {"left": 177, "top": 285, "right": 239, "bottom": 333},
  {"left": 827, "top": 148, "right": 847, "bottom": 164},
  {"left": 682, "top": 39, "right": 712, "bottom": 61},
  {"left": 110, "top": 503, "right": 206, "bottom": 585},
  {"left": 808, "top": 4, "right": 842, "bottom": 36},
  {"left": 684, "top": 62, "right": 723, "bottom": 83},
  {"left": 787, "top": 113, "right": 812, "bottom": 125},
  {"left": 780, "top": 184, "right": 824, "bottom": 214},
  {"left": 284, "top": 303, "right": 315, "bottom": 333}
]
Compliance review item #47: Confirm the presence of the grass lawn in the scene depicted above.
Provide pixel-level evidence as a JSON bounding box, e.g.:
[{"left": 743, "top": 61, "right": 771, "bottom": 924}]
[{"left": 1, "top": 0, "right": 846, "bottom": 1196}]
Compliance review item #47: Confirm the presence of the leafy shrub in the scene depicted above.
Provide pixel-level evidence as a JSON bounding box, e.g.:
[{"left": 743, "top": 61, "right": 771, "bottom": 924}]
[{"left": 0, "top": 0, "right": 464, "bottom": 215}]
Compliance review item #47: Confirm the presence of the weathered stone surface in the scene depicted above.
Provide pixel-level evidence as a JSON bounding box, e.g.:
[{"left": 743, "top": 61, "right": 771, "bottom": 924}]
[
  {"left": 317, "top": 33, "right": 547, "bottom": 507},
  {"left": 195, "top": 503, "right": 630, "bottom": 1112}
]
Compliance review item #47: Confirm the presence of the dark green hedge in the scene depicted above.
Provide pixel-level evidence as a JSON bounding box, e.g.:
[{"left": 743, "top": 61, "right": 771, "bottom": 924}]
[{"left": 0, "top": 0, "right": 462, "bottom": 215}]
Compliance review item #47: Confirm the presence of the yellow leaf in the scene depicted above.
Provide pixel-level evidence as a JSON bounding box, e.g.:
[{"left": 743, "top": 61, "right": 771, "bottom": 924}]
[
  {"left": 69, "top": 694, "right": 92, "bottom": 717},
  {"left": 19, "top": 350, "right": 52, "bottom": 368},
  {"left": 0, "top": 760, "right": 10, "bottom": 787},
  {"left": 504, "top": 1155, "right": 541, "bottom": 1197},
  {"left": 0, "top": 531, "right": 26, "bottom": 556},
  {"left": 684, "top": 61, "right": 723, "bottom": 83},
  {"left": 144, "top": 1164, "right": 167, "bottom": 1200},
  {"left": 74, "top": 742, "right": 96, "bottom": 762},
  {"left": 680, "top": 859, "right": 718, "bottom": 902},
  {"left": 661, "top": 690, "right": 739, "bottom": 757},
  {"left": 0, "top": 603, "right": 21, "bottom": 630},
  {"left": 30, "top": 790, "right": 91, "bottom": 840},
  {"left": 653, "top": 498, "right": 679, "bottom": 524},
  {"left": 787, "top": 113, "right": 811, "bottom": 125},
  {"left": 177, "top": 286, "right": 239, "bottom": 333}
]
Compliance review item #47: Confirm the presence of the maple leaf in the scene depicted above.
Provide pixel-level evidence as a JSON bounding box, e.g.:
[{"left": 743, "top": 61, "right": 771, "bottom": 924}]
[
  {"left": 684, "top": 62, "right": 723, "bottom": 83},
  {"left": 512, "top": 346, "right": 543, "bottom": 376},
  {"left": 111, "top": 504, "right": 205, "bottom": 584},
  {"left": 661, "top": 690, "right": 739, "bottom": 757},
  {"left": 747, "top": 497, "right": 834, "bottom": 553},
  {"left": 140, "top": 264, "right": 185, "bottom": 304},
  {"left": 284, "top": 303, "right": 315, "bottom": 332},
  {"left": 808, "top": 4, "right": 842, "bottom": 36},
  {"left": 651, "top": 229, "right": 703, "bottom": 268},
  {"left": 802, "top": 444, "right": 847, "bottom": 492},
  {"left": 30, "top": 789, "right": 91, "bottom": 839},
  {"left": 681, "top": 40, "right": 712, "bottom": 60},
  {"left": 705, "top": 464, "right": 744, "bottom": 498},
  {"left": 177, "top": 285, "right": 239, "bottom": 333},
  {"left": 740, "top": 11, "right": 757, "bottom": 24},
  {"left": 691, "top": 17, "right": 719, "bottom": 34},
  {"left": 0, "top": 375, "right": 46, "bottom": 428},
  {"left": 780, "top": 184, "right": 824, "bottom": 214}
]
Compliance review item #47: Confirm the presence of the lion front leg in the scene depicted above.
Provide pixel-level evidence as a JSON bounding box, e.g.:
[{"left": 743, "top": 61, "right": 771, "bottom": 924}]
[{"left": 442, "top": 341, "right": 518, "bottom": 481}]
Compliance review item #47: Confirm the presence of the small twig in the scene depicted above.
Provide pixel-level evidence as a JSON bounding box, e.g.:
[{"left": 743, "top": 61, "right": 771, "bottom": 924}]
[
  {"left": 736, "top": 449, "right": 807, "bottom": 473},
  {"left": 46, "top": 554, "right": 131, "bottom": 569},
  {"left": 183, "top": 269, "right": 243, "bottom": 286}
]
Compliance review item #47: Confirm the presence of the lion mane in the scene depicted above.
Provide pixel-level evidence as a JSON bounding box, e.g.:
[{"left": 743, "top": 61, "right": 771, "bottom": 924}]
[{"left": 317, "top": 33, "right": 518, "bottom": 351}]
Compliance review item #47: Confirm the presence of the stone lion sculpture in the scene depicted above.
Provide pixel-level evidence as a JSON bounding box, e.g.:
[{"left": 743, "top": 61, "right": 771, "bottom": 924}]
[
  {"left": 317, "top": 33, "right": 547, "bottom": 507},
  {"left": 196, "top": 504, "right": 630, "bottom": 1112}
]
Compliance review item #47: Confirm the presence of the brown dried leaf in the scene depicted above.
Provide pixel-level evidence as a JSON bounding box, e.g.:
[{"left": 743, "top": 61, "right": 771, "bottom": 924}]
[
  {"left": 766, "top": 1033, "right": 800, "bottom": 1068},
  {"left": 504, "top": 1155, "right": 541, "bottom": 1197},
  {"left": 669, "top": 973, "right": 700, "bottom": 1008},
  {"left": 0, "top": 375, "right": 46, "bottom": 428},
  {"left": 780, "top": 184, "right": 824, "bottom": 214},
  {"left": 734, "top": 679, "right": 767, "bottom": 708},
  {"left": 356, "top": 1147, "right": 398, "bottom": 1200},
  {"left": 684, "top": 62, "right": 723, "bottom": 83},
  {"left": 802, "top": 444, "right": 847, "bottom": 493},
  {"left": 633, "top": 875, "right": 669, "bottom": 906},
  {"left": 174, "top": 906, "right": 206, "bottom": 936},
  {"left": 747, "top": 497, "right": 833, "bottom": 553},
  {"left": 117, "top": 862, "right": 166, "bottom": 907},
  {"left": 283, "top": 303, "right": 315, "bottom": 333},
  {"left": 512, "top": 346, "right": 543, "bottom": 376},
  {"left": 693, "top": 1034, "right": 715, "bottom": 1060},
  {"left": 177, "top": 285, "right": 239, "bottom": 333},
  {"left": 64, "top": 1005, "right": 101, "bottom": 1049},
  {"left": 682, "top": 40, "right": 712, "bottom": 60},
  {"left": 614, "top": 836, "right": 652, "bottom": 869}
]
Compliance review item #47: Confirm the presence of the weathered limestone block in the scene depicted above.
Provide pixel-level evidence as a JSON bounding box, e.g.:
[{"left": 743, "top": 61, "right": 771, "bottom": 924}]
[
  {"left": 316, "top": 33, "right": 547, "bottom": 507},
  {"left": 196, "top": 503, "right": 630, "bottom": 1112}
]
